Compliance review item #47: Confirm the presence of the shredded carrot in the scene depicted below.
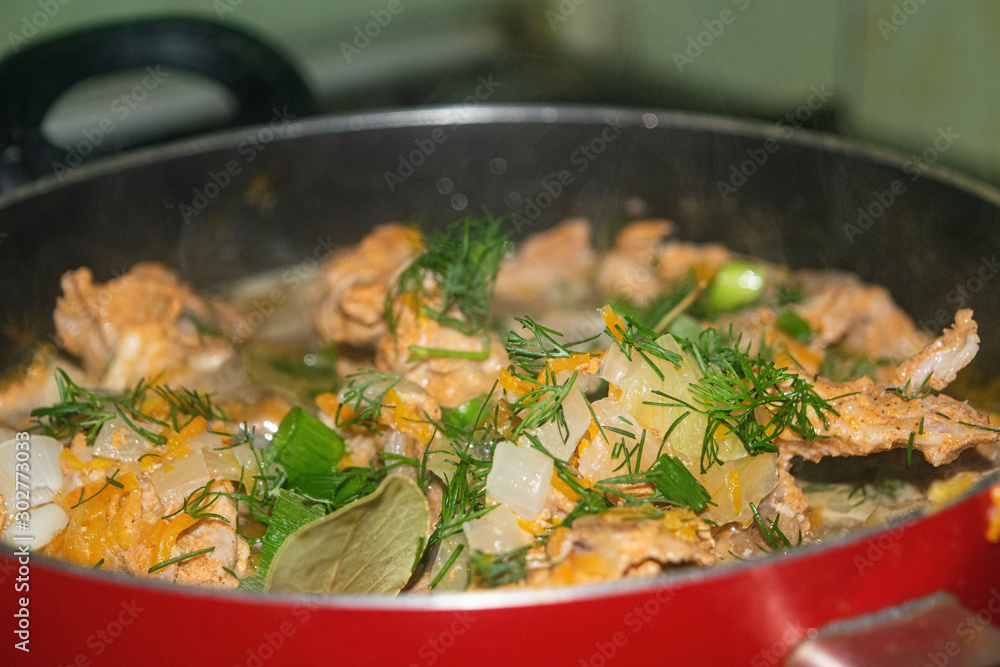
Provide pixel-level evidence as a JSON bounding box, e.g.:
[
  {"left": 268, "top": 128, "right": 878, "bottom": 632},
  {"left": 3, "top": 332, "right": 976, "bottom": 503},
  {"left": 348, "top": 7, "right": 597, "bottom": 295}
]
[
  {"left": 315, "top": 392, "right": 340, "bottom": 418},
  {"left": 498, "top": 367, "right": 539, "bottom": 397},
  {"left": 727, "top": 469, "right": 742, "bottom": 512},
  {"left": 987, "top": 484, "right": 1000, "bottom": 543},
  {"left": 59, "top": 448, "right": 116, "bottom": 472},
  {"left": 608, "top": 384, "right": 622, "bottom": 402},
  {"left": 601, "top": 304, "right": 626, "bottom": 343},
  {"left": 109, "top": 473, "right": 143, "bottom": 549},
  {"left": 384, "top": 388, "right": 435, "bottom": 444},
  {"left": 537, "top": 353, "right": 602, "bottom": 383},
  {"left": 165, "top": 416, "right": 207, "bottom": 459},
  {"left": 148, "top": 513, "right": 200, "bottom": 569},
  {"left": 551, "top": 472, "right": 582, "bottom": 503}
]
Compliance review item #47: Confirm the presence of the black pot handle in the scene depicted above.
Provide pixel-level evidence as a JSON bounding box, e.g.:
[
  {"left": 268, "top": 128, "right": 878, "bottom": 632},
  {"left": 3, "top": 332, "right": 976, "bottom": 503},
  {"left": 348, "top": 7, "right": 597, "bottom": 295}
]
[{"left": 0, "top": 17, "right": 317, "bottom": 190}]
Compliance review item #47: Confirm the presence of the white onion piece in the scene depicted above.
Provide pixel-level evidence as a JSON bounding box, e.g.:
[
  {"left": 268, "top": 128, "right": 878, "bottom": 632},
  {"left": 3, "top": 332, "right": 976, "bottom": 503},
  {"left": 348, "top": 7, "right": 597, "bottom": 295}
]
[
  {"left": 529, "top": 382, "right": 591, "bottom": 461},
  {"left": 0, "top": 436, "right": 65, "bottom": 513},
  {"left": 187, "top": 431, "right": 222, "bottom": 453},
  {"left": 577, "top": 399, "right": 658, "bottom": 483},
  {"left": 485, "top": 441, "right": 553, "bottom": 519},
  {"left": 230, "top": 442, "right": 258, "bottom": 473},
  {"left": 601, "top": 334, "right": 744, "bottom": 462},
  {"left": 1, "top": 503, "right": 68, "bottom": 550},
  {"left": 462, "top": 505, "right": 532, "bottom": 554},
  {"left": 697, "top": 452, "right": 779, "bottom": 526},
  {"left": 149, "top": 451, "right": 211, "bottom": 513},
  {"left": 93, "top": 417, "right": 154, "bottom": 462},
  {"left": 429, "top": 533, "right": 469, "bottom": 591},
  {"left": 202, "top": 442, "right": 242, "bottom": 482}
]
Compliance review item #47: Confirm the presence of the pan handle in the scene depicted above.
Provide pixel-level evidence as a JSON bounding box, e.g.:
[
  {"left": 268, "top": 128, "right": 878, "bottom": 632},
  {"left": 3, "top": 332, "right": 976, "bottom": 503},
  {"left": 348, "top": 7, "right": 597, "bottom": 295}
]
[{"left": 0, "top": 17, "right": 317, "bottom": 191}]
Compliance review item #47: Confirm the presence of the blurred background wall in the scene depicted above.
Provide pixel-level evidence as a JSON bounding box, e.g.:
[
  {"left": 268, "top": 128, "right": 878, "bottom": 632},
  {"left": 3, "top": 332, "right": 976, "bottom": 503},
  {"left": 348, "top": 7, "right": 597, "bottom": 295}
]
[{"left": 2, "top": 0, "right": 998, "bottom": 185}]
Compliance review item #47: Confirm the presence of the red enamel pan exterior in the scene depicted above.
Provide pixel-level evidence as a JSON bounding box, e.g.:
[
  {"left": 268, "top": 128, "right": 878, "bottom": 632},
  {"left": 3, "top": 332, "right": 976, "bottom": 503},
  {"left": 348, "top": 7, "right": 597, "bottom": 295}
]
[{"left": 1, "top": 106, "right": 1000, "bottom": 665}]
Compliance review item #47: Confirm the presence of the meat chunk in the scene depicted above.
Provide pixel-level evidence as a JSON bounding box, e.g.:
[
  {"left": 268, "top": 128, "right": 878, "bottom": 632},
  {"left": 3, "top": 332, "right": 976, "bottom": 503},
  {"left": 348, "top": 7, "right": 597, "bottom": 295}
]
[
  {"left": 312, "top": 223, "right": 422, "bottom": 347},
  {"left": 776, "top": 376, "right": 999, "bottom": 466},
  {"left": 376, "top": 308, "right": 507, "bottom": 407},
  {"left": 891, "top": 309, "right": 978, "bottom": 392},
  {"left": 54, "top": 264, "right": 231, "bottom": 389},
  {"left": 495, "top": 218, "right": 596, "bottom": 309},
  {"left": 596, "top": 220, "right": 732, "bottom": 305},
  {"left": 596, "top": 220, "right": 674, "bottom": 304},
  {"left": 794, "top": 270, "right": 929, "bottom": 360},
  {"left": 173, "top": 481, "right": 248, "bottom": 588},
  {"left": 530, "top": 508, "right": 716, "bottom": 586}
]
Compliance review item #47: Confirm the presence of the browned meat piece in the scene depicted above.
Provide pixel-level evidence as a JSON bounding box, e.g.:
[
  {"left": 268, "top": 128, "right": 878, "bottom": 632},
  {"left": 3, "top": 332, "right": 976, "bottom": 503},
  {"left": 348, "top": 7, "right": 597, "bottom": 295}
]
[
  {"left": 53, "top": 264, "right": 231, "bottom": 389},
  {"left": 173, "top": 481, "right": 248, "bottom": 588},
  {"left": 596, "top": 219, "right": 674, "bottom": 304},
  {"left": 758, "top": 462, "right": 811, "bottom": 540},
  {"left": 655, "top": 241, "right": 732, "bottom": 284},
  {"left": 794, "top": 270, "right": 929, "bottom": 360},
  {"left": 777, "top": 376, "right": 999, "bottom": 467},
  {"left": 495, "top": 218, "right": 596, "bottom": 309},
  {"left": 312, "top": 223, "right": 422, "bottom": 347},
  {"left": 375, "top": 308, "right": 507, "bottom": 407},
  {"left": 528, "top": 508, "right": 716, "bottom": 586},
  {"left": 891, "top": 309, "right": 979, "bottom": 392}
]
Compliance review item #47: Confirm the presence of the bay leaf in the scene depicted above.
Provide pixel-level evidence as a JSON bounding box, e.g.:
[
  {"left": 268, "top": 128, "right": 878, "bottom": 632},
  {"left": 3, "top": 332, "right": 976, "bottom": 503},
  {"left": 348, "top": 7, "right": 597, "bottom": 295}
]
[{"left": 265, "top": 475, "right": 429, "bottom": 595}]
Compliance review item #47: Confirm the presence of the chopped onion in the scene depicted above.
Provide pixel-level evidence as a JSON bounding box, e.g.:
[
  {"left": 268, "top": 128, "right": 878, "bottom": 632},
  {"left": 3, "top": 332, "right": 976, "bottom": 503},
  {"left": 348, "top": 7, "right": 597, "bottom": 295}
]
[
  {"left": 201, "top": 432, "right": 243, "bottom": 482},
  {"left": 93, "top": 417, "right": 154, "bottom": 462},
  {"left": 1, "top": 503, "right": 68, "bottom": 550},
  {"left": 697, "top": 452, "right": 779, "bottom": 525},
  {"left": 0, "top": 435, "right": 64, "bottom": 513},
  {"left": 429, "top": 533, "right": 469, "bottom": 591},
  {"left": 529, "top": 380, "right": 591, "bottom": 461},
  {"left": 601, "top": 334, "right": 744, "bottom": 462},
  {"left": 485, "top": 441, "right": 553, "bottom": 519},
  {"left": 149, "top": 450, "right": 211, "bottom": 513},
  {"left": 577, "top": 399, "right": 658, "bottom": 482},
  {"left": 462, "top": 505, "right": 532, "bottom": 554}
]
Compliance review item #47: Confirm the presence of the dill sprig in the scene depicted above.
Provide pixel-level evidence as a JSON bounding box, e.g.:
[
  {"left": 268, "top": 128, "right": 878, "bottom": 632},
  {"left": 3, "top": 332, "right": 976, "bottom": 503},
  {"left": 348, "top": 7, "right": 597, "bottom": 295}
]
[
  {"left": 887, "top": 374, "right": 934, "bottom": 400},
  {"left": 164, "top": 481, "right": 230, "bottom": 523},
  {"left": 507, "top": 368, "right": 577, "bottom": 440},
  {"left": 749, "top": 502, "right": 801, "bottom": 551},
  {"left": 596, "top": 454, "right": 711, "bottom": 512},
  {"left": 469, "top": 545, "right": 530, "bottom": 588},
  {"left": 148, "top": 546, "right": 216, "bottom": 574},
  {"left": 505, "top": 316, "right": 601, "bottom": 374},
  {"left": 387, "top": 215, "right": 510, "bottom": 336},
  {"left": 334, "top": 369, "right": 401, "bottom": 430},
  {"left": 651, "top": 328, "right": 840, "bottom": 472},
  {"left": 31, "top": 370, "right": 227, "bottom": 447},
  {"left": 153, "top": 384, "right": 227, "bottom": 431},
  {"left": 603, "top": 306, "right": 682, "bottom": 380}
]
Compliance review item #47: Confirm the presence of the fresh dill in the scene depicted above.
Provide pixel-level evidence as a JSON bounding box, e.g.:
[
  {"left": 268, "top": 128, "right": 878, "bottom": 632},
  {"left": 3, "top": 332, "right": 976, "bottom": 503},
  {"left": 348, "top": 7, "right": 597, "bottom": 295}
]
[
  {"left": 888, "top": 374, "right": 934, "bottom": 400},
  {"left": 335, "top": 369, "right": 401, "bottom": 430},
  {"left": 148, "top": 546, "right": 216, "bottom": 574},
  {"left": 650, "top": 328, "right": 839, "bottom": 472},
  {"left": 596, "top": 454, "right": 711, "bottom": 512},
  {"left": 71, "top": 469, "right": 124, "bottom": 508},
  {"left": 603, "top": 306, "right": 682, "bottom": 380},
  {"left": 749, "top": 502, "right": 800, "bottom": 551},
  {"left": 386, "top": 215, "right": 510, "bottom": 336},
  {"left": 505, "top": 316, "right": 600, "bottom": 374},
  {"left": 469, "top": 545, "right": 530, "bottom": 588},
  {"left": 507, "top": 369, "right": 577, "bottom": 439}
]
